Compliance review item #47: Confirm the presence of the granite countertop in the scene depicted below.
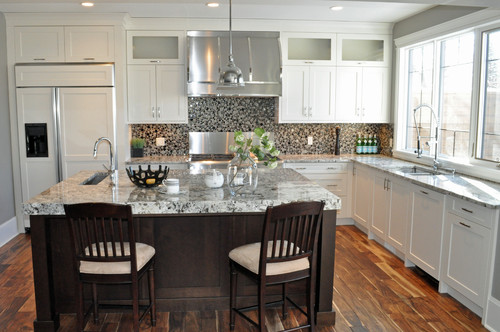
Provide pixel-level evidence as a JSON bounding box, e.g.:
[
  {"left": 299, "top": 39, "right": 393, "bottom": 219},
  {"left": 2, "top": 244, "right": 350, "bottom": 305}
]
[
  {"left": 24, "top": 168, "right": 341, "bottom": 216},
  {"left": 351, "top": 155, "right": 500, "bottom": 209},
  {"left": 127, "top": 155, "right": 189, "bottom": 164}
]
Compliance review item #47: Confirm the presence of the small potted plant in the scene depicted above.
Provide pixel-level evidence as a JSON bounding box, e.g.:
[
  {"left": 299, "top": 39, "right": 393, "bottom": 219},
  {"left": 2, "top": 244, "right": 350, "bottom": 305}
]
[{"left": 130, "top": 137, "right": 145, "bottom": 158}]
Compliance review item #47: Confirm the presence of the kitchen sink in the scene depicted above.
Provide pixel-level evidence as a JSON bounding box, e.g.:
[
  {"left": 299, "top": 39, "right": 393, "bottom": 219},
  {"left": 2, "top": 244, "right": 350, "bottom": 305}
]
[
  {"left": 396, "top": 166, "right": 440, "bottom": 176},
  {"left": 80, "top": 172, "right": 109, "bottom": 185}
]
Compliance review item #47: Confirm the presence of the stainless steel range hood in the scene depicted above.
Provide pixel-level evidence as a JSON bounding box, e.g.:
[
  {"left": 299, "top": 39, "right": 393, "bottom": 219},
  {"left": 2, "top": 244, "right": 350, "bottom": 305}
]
[{"left": 187, "top": 31, "right": 282, "bottom": 97}]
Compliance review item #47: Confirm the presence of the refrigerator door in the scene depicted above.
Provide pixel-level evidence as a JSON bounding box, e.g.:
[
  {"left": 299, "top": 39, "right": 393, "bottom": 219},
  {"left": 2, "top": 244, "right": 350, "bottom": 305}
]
[
  {"left": 16, "top": 87, "right": 59, "bottom": 202},
  {"left": 58, "top": 87, "right": 115, "bottom": 179}
]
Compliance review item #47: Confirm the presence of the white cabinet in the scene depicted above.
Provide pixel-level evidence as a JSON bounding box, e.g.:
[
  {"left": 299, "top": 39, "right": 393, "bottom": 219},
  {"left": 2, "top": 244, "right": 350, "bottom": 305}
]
[
  {"left": 15, "top": 27, "right": 65, "bottom": 62},
  {"left": 407, "top": 184, "right": 445, "bottom": 279},
  {"left": 441, "top": 196, "right": 494, "bottom": 307},
  {"left": 335, "top": 66, "right": 389, "bottom": 123},
  {"left": 127, "top": 65, "right": 187, "bottom": 123},
  {"left": 280, "top": 66, "right": 335, "bottom": 123},
  {"left": 64, "top": 26, "right": 114, "bottom": 62},
  {"left": 352, "top": 165, "right": 373, "bottom": 229},
  {"left": 386, "top": 177, "right": 410, "bottom": 253},
  {"left": 14, "top": 26, "right": 114, "bottom": 63},
  {"left": 127, "top": 31, "right": 184, "bottom": 65},
  {"left": 284, "top": 162, "right": 351, "bottom": 220},
  {"left": 281, "top": 32, "right": 336, "bottom": 66},
  {"left": 370, "top": 171, "right": 410, "bottom": 253},
  {"left": 336, "top": 34, "right": 391, "bottom": 67}
]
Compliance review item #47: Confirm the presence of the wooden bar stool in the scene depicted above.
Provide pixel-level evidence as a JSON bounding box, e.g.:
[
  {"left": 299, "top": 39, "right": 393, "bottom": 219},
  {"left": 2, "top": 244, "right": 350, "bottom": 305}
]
[
  {"left": 64, "top": 202, "right": 156, "bottom": 332},
  {"left": 229, "top": 201, "right": 325, "bottom": 332}
]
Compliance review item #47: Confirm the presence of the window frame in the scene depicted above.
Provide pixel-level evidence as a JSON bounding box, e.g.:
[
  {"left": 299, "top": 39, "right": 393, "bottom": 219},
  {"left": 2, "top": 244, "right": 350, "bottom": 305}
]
[{"left": 393, "top": 15, "right": 500, "bottom": 182}]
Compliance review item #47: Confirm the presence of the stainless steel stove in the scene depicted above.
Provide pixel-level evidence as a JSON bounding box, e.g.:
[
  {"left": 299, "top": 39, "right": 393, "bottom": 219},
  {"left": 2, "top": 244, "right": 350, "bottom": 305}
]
[{"left": 188, "top": 132, "right": 280, "bottom": 171}]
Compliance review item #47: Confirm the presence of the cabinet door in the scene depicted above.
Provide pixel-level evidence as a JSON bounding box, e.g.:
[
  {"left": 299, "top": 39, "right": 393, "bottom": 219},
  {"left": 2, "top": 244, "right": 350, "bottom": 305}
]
[
  {"left": 280, "top": 66, "right": 308, "bottom": 122},
  {"left": 352, "top": 166, "right": 373, "bottom": 229},
  {"left": 156, "top": 65, "right": 188, "bottom": 123},
  {"left": 335, "top": 67, "right": 360, "bottom": 122},
  {"left": 308, "top": 67, "right": 335, "bottom": 122},
  {"left": 65, "top": 26, "right": 115, "bottom": 62},
  {"left": 387, "top": 177, "right": 410, "bottom": 253},
  {"left": 408, "top": 186, "right": 445, "bottom": 279},
  {"left": 281, "top": 32, "right": 335, "bottom": 66},
  {"left": 336, "top": 34, "right": 391, "bottom": 67},
  {"left": 127, "top": 65, "right": 157, "bottom": 123},
  {"left": 361, "top": 67, "right": 389, "bottom": 123},
  {"left": 58, "top": 87, "right": 114, "bottom": 179},
  {"left": 15, "top": 27, "right": 64, "bottom": 62},
  {"left": 442, "top": 212, "right": 491, "bottom": 306},
  {"left": 371, "top": 172, "right": 389, "bottom": 240},
  {"left": 127, "top": 31, "right": 184, "bottom": 65}
]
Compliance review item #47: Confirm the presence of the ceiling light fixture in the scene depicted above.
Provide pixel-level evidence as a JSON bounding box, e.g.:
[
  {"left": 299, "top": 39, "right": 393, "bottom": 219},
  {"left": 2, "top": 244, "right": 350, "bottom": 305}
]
[
  {"left": 218, "top": 0, "right": 244, "bottom": 88},
  {"left": 330, "top": 6, "right": 343, "bottom": 11},
  {"left": 81, "top": 2, "right": 94, "bottom": 7},
  {"left": 206, "top": 2, "right": 220, "bottom": 7}
]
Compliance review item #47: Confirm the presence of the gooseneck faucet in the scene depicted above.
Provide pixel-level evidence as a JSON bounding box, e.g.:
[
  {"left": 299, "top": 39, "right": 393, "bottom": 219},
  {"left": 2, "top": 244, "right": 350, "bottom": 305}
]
[
  {"left": 93, "top": 137, "right": 116, "bottom": 176},
  {"left": 413, "top": 104, "right": 440, "bottom": 170}
]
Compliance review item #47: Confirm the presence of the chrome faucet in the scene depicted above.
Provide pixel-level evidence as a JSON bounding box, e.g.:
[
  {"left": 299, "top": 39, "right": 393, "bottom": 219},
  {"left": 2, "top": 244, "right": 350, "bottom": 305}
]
[
  {"left": 93, "top": 137, "right": 116, "bottom": 175},
  {"left": 413, "top": 104, "right": 440, "bottom": 170}
]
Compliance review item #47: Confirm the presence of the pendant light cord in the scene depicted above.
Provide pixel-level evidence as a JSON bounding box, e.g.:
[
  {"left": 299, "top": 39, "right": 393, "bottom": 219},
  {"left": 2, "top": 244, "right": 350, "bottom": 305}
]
[{"left": 229, "top": 0, "right": 233, "bottom": 58}]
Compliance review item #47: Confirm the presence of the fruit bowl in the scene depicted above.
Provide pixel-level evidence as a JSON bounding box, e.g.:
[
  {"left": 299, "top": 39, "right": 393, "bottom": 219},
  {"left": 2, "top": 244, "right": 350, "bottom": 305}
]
[{"left": 126, "top": 165, "right": 169, "bottom": 188}]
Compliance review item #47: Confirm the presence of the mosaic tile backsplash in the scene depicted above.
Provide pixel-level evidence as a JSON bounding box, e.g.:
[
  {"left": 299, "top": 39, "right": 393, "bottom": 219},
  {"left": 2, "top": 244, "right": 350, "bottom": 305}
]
[{"left": 131, "top": 97, "right": 394, "bottom": 156}]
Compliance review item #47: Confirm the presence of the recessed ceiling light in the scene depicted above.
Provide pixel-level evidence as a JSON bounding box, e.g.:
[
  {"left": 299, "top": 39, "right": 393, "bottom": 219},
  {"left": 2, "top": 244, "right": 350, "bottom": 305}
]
[
  {"left": 206, "top": 2, "right": 220, "bottom": 7},
  {"left": 330, "top": 6, "right": 343, "bottom": 11},
  {"left": 81, "top": 2, "right": 94, "bottom": 7}
]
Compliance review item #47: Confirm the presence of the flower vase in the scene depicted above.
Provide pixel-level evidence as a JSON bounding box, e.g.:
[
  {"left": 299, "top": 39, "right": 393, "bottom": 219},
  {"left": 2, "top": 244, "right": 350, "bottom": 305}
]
[{"left": 227, "top": 153, "right": 258, "bottom": 196}]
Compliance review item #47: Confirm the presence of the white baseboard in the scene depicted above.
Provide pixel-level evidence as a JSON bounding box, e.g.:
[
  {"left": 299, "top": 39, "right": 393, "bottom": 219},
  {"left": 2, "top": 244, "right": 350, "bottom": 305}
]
[{"left": 0, "top": 217, "right": 20, "bottom": 248}]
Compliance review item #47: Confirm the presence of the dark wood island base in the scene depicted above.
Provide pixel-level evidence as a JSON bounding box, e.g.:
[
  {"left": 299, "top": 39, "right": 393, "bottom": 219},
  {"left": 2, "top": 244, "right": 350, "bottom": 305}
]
[{"left": 29, "top": 210, "right": 336, "bottom": 332}]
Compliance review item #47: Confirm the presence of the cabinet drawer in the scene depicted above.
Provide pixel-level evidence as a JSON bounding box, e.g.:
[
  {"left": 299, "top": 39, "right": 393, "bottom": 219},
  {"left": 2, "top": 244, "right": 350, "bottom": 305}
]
[
  {"left": 285, "top": 162, "right": 348, "bottom": 173},
  {"left": 447, "top": 196, "right": 494, "bottom": 229},
  {"left": 307, "top": 175, "right": 347, "bottom": 196}
]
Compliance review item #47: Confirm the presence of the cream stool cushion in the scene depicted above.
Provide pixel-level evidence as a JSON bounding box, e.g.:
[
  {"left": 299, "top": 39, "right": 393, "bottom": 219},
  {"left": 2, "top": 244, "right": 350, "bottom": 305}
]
[
  {"left": 80, "top": 242, "right": 155, "bottom": 275},
  {"left": 229, "top": 241, "right": 309, "bottom": 276}
]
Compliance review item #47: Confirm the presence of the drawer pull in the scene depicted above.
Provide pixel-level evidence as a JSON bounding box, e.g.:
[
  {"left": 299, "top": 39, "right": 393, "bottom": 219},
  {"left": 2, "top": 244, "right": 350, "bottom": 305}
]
[
  {"left": 327, "top": 167, "right": 338, "bottom": 170},
  {"left": 461, "top": 208, "right": 473, "bottom": 214},
  {"left": 150, "top": 60, "right": 161, "bottom": 63},
  {"left": 459, "top": 221, "right": 471, "bottom": 228},
  {"left": 83, "top": 57, "right": 95, "bottom": 60},
  {"left": 420, "top": 190, "right": 429, "bottom": 195},
  {"left": 33, "top": 58, "right": 46, "bottom": 61},
  {"left": 327, "top": 184, "right": 338, "bottom": 187},
  {"left": 295, "top": 167, "right": 306, "bottom": 170}
]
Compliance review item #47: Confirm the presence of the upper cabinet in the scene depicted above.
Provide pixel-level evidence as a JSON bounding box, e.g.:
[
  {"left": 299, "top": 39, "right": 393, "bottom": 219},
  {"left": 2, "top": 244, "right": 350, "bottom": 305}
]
[
  {"left": 127, "top": 31, "right": 185, "bottom": 65},
  {"left": 281, "top": 32, "right": 336, "bottom": 66},
  {"left": 14, "top": 26, "right": 115, "bottom": 63},
  {"left": 336, "top": 34, "right": 391, "bottom": 67},
  {"left": 65, "top": 26, "right": 115, "bottom": 62}
]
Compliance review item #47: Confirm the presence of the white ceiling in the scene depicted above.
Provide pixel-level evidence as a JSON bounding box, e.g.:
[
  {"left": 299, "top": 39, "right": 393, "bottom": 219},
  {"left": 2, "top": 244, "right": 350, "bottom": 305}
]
[{"left": 0, "top": 0, "right": 495, "bottom": 23}]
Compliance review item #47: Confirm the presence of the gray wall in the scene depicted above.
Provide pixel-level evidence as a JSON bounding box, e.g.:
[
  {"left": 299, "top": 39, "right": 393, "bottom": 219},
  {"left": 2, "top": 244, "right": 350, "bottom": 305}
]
[
  {"left": 393, "top": 5, "right": 484, "bottom": 39},
  {"left": 0, "top": 13, "right": 15, "bottom": 226}
]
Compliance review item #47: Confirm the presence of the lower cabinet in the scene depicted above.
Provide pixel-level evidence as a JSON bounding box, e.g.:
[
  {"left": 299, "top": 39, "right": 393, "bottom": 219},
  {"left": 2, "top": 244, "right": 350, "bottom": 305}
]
[
  {"left": 352, "top": 164, "right": 373, "bottom": 229},
  {"left": 441, "top": 196, "right": 494, "bottom": 308},
  {"left": 407, "top": 184, "right": 445, "bottom": 280},
  {"left": 284, "top": 162, "right": 351, "bottom": 219}
]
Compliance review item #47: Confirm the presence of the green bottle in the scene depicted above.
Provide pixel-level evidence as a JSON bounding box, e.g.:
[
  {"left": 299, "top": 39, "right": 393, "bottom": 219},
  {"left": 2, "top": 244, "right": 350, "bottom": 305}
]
[
  {"left": 367, "top": 135, "right": 373, "bottom": 154},
  {"left": 372, "top": 134, "right": 378, "bottom": 154},
  {"left": 362, "top": 135, "right": 368, "bottom": 154},
  {"left": 356, "top": 133, "right": 362, "bottom": 154}
]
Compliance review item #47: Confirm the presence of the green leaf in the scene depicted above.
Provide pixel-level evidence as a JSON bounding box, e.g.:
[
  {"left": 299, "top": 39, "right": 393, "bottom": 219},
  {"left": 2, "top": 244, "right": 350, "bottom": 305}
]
[{"left": 254, "top": 127, "right": 265, "bottom": 137}]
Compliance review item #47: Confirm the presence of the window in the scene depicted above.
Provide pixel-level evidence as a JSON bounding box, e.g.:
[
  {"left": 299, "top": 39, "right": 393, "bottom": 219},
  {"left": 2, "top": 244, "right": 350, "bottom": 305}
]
[
  {"left": 478, "top": 29, "right": 500, "bottom": 162},
  {"left": 401, "top": 32, "right": 474, "bottom": 161}
]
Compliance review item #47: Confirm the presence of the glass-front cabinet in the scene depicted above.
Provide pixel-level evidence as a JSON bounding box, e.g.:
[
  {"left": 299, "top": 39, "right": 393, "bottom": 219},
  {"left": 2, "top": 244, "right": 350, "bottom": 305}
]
[
  {"left": 127, "top": 31, "right": 185, "bottom": 64},
  {"left": 281, "top": 32, "right": 336, "bottom": 65},
  {"left": 337, "top": 34, "right": 391, "bottom": 66}
]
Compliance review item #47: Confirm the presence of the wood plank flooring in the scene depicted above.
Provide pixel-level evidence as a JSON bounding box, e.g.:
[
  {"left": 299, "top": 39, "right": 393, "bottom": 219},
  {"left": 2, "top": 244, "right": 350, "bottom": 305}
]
[{"left": 0, "top": 226, "right": 488, "bottom": 331}]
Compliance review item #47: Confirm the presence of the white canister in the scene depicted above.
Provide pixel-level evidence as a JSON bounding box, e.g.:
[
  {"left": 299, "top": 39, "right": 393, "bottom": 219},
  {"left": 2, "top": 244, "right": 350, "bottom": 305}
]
[
  {"left": 163, "top": 178, "right": 179, "bottom": 194},
  {"left": 204, "top": 170, "right": 224, "bottom": 188}
]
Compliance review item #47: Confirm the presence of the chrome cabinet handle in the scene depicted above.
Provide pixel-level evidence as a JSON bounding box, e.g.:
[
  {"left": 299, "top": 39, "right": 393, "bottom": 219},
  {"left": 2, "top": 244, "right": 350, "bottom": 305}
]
[
  {"left": 150, "top": 60, "right": 161, "bottom": 63},
  {"left": 327, "top": 184, "right": 338, "bottom": 187},
  {"left": 384, "top": 179, "right": 387, "bottom": 190},
  {"left": 33, "top": 58, "right": 46, "bottom": 61},
  {"left": 83, "top": 57, "right": 95, "bottom": 61},
  {"left": 303, "top": 106, "right": 308, "bottom": 116},
  {"left": 157, "top": 107, "right": 160, "bottom": 117},
  {"left": 295, "top": 167, "right": 307, "bottom": 170},
  {"left": 420, "top": 190, "right": 429, "bottom": 195},
  {"left": 461, "top": 208, "right": 473, "bottom": 214},
  {"left": 459, "top": 221, "right": 471, "bottom": 228},
  {"left": 152, "top": 107, "right": 155, "bottom": 118}
]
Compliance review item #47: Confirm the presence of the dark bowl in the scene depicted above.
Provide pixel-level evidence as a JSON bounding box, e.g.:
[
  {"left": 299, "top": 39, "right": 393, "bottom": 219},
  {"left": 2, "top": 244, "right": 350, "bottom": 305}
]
[{"left": 126, "top": 165, "right": 169, "bottom": 188}]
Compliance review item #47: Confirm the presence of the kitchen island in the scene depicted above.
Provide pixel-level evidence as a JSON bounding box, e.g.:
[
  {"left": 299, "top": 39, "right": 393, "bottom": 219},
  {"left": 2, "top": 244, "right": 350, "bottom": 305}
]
[{"left": 24, "top": 168, "right": 341, "bottom": 332}]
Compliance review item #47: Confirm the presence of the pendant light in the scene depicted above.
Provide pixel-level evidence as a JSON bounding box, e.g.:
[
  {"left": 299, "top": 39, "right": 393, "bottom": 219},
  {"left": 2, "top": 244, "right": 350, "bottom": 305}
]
[{"left": 219, "top": 0, "right": 245, "bottom": 87}]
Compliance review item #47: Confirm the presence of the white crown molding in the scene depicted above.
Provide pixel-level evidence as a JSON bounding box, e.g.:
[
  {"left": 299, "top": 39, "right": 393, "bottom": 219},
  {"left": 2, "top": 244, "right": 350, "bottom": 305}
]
[
  {"left": 4, "top": 12, "right": 128, "bottom": 27},
  {"left": 394, "top": 9, "right": 500, "bottom": 47}
]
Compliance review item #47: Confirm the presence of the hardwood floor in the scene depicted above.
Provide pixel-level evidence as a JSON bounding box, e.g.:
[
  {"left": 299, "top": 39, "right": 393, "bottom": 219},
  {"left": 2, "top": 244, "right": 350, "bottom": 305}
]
[{"left": 0, "top": 226, "right": 488, "bottom": 331}]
